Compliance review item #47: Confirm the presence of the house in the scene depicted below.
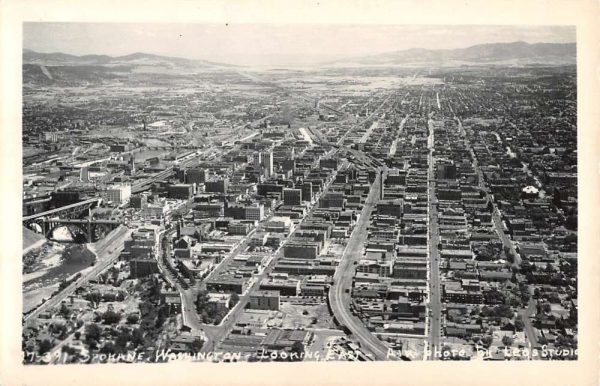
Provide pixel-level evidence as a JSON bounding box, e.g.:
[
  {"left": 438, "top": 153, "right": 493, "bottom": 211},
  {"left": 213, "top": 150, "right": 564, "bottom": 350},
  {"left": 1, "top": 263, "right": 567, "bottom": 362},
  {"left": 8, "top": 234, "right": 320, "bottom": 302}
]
[{"left": 169, "top": 332, "right": 203, "bottom": 353}]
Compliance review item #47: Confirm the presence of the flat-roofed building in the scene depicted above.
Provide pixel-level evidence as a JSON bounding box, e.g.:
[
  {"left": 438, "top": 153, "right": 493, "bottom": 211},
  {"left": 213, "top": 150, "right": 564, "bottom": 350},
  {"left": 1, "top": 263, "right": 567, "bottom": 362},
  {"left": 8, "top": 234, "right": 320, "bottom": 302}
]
[
  {"left": 249, "top": 290, "right": 280, "bottom": 311},
  {"left": 283, "top": 188, "right": 302, "bottom": 206},
  {"left": 168, "top": 184, "right": 193, "bottom": 200},
  {"left": 103, "top": 184, "right": 131, "bottom": 205}
]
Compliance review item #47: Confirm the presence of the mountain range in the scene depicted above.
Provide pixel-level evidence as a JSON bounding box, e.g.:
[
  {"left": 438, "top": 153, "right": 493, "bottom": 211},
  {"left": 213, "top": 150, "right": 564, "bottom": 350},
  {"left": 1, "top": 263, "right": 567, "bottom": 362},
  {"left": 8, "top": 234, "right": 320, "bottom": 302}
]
[
  {"left": 326, "top": 41, "right": 576, "bottom": 67},
  {"left": 24, "top": 41, "right": 576, "bottom": 70},
  {"left": 23, "top": 49, "right": 235, "bottom": 69}
]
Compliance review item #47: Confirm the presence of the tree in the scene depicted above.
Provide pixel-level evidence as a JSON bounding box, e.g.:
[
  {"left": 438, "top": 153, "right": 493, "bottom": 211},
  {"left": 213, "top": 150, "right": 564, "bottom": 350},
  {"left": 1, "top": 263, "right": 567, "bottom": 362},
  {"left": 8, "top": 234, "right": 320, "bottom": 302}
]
[
  {"left": 115, "top": 329, "right": 130, "bottom": 351},
  {"left": 514, "top": 316, "right": 525, "bottom": 331},
  {"left": 228, "top": 292, "right": 240, "bottom": 308},
  {"left": 100, "top": 341, "right": 117, "bottom": 355},
  {"left": 542, "top": 303, "right": 552, "bottom": 314},
  {"left": 61, "top": 344, "right": 78, "bottom": 356},
  {"left": 155, "top": 312, "right": 166, "bottom": 328},
  {"left": 85, "top": 323, "right": 102, "bottom": 343},
  {"left": 74, "top": 331, "right": 82, "bottom": 340},
  {"left": 510, "top": 272, "right": 518, "bottom": 284},
  {"left": 485, "top": 289, "right": 504, "bottom": 304},
  {"left": 552, "top": 188, "right": 562, "bottom": 209},
  {"left": 480, "top": 335, "right": 493, "bottom": 348},
  {"left": 290, "top": 341, "right": 304, "bottom": 361},
  {"left": 131, "top": 328, "right": 144, "bottom": 347},
  {"left": 196, "top": 291, "right": 209, "bottom": 311},
  {"left": 564, "top": 233, "right": 577, "bottom": 244},
  {"left": 191, "top": 337, "right": 204, "bottom": 352},
  {"left": 564, "top": 215, "right": 577, "bottom": 231},
  {"left": 502, "top": 335, "right": 513, "bottom": 347},
  {"left": 60, "top": 303, "right": 71, "bottom": 318},
  {"left": 200, "top": 310, "right": 210, "bottom": 324},
  {"left": 126, "top": 314, "right": 140, "bottom": 324},
  {"left": 38, "top": 339, "right": 53, "bottom": 355},
  {"left": 505, "top": 250, "right": 515, "bottom": 263},
  {"left": 50, "top": 322, "right": 68, "bottom": 339},
  {"left": 102, "top": 310, "right": 122, "bottom": 325}
]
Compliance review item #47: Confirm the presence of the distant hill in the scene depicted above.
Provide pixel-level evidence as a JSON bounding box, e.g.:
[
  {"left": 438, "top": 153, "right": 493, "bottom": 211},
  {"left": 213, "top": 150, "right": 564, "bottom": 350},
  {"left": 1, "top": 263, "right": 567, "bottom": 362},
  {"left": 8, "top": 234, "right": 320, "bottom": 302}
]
[
  {"left": 325, "top": 41, "right": 576, "bottom": 67},
  {"left": 23, "top": 49, "right": 236, "bottom": 69},
  {"left": 22, "top": 49, "right": 239, "bottom": 86},
  {"left": 22, "top": 41, "right": 576, "bottom": 86}
]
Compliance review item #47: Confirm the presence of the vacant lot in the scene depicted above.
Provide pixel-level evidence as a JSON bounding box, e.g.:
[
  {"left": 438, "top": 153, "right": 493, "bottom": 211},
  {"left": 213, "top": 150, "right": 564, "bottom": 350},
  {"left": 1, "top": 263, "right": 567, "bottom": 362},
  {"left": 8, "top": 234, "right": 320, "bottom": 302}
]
[{"left": 280, "top": 301, "right": 334, "bottom": 329}]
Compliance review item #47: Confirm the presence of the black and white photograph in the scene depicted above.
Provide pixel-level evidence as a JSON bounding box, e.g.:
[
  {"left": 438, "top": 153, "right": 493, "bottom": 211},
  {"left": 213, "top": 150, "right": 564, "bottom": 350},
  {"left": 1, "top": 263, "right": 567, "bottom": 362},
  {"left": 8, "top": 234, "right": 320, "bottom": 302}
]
[{"left": 1, "top": 1, "right": 599, "bottom": 385}]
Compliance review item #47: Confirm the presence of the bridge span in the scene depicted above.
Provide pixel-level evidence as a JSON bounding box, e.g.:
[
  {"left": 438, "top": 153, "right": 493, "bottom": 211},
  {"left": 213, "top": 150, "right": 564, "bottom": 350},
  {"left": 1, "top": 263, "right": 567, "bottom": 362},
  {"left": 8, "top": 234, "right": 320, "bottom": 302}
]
[{"left": 22, "top": 198, "right": 101, "bottom": 223}]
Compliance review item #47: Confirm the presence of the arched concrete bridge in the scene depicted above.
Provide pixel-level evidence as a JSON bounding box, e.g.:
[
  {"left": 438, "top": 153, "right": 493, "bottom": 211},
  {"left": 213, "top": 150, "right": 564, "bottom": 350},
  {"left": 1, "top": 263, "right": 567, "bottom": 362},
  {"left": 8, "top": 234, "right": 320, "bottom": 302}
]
[
  {"left": 22, "top": 198, "right": 121, "bottom": 242},
  {"left": 41, "top": 218, "right": 122, "bottom": 243}
]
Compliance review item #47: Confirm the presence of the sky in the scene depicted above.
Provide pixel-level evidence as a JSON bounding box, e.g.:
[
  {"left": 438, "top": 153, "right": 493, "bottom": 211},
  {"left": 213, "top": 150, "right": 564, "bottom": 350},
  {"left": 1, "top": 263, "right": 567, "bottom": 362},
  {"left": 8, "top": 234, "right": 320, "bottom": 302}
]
[{"left": 23, "top": 23, "right": 576, "bottom": 66}]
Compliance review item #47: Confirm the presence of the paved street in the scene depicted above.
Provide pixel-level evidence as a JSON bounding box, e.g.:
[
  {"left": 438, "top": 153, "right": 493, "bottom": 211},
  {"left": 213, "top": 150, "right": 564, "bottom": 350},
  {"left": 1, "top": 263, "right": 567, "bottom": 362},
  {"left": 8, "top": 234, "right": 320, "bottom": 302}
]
[
  {"left": 329, "top": 171, "right": 393, "bottom": 361},
  {"left": 426, "top": 118, "right": 442, "bottom": 360}
]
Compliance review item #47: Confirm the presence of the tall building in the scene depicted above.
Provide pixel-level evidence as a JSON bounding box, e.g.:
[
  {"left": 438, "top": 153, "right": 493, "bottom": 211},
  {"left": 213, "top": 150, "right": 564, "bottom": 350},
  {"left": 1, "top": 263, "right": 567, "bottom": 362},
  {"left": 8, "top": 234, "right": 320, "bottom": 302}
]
[
  {"left": 320, "top": 158, "right": 339, "bottom": 170},
  {"left": 377, "top": 199, "right": 403, "bottom": 218},
  {"left": 254, "top": 152, "right": 262, "bottom": 171},
  {"left": 225, "top": 203, "right": 265, "bottom": 221},
  {"left": 124, "top": 228, "right": 159, "bottom": 278},
  {"left": 130, "top": 194, "right": 148, "bottom": 209},
  {"left": 244, "top": 204, "right": 265, "bottom": 221},
  {"left": 283, "top": 188, "right": 303, "bottom": 206},
  {"left": 320, "top": 192, "right": 345, "bottom": 208},
  {"left": 41, "top": 132, "right": 58, "bottom": 143},
  {"left": 103, "top": 184, "right": 131, "bottom": 205},
  {"left": 255, "top": 149, "right": 274, "bottom": 179},
  {"left": 257, "top": 183, "right": 284, "bottom": 197},
  {"left": 282, "top": 159, "right": 296, "bottom": 174},
  {"left": 264, "top": 150, "right": 273, "bottom": 178},
  {"left": 186, "top": 168, "right": 208, "bottom": 184},
  {"left": 205, "top": 178, "right": 229, "bottom": 193},
  {"left": 167, "top": 184, "right": 193, "bottom": 200},
  {"left": 301, "top": 182, "right": 313, "bottom": 202},
  {"left": 437, "top": 162, "right": 457, "bottom": 180}
]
